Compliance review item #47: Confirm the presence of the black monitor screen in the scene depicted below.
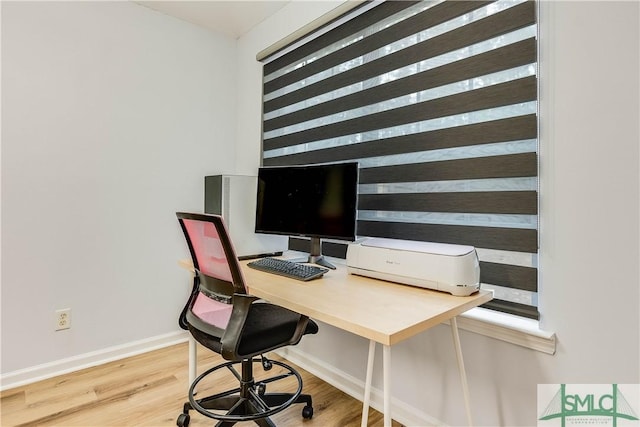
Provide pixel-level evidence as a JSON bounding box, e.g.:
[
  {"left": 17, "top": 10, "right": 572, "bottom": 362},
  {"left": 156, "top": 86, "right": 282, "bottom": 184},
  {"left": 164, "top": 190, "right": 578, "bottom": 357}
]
[{"left": 255, "top": 162, "right": 359, "bottom": 242}]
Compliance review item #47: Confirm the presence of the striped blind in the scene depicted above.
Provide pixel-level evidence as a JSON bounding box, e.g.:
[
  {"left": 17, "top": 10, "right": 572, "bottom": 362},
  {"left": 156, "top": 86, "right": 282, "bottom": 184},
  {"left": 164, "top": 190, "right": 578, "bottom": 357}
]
[{"left": 260, "top": 0, "right": 539, "bottom": 319}]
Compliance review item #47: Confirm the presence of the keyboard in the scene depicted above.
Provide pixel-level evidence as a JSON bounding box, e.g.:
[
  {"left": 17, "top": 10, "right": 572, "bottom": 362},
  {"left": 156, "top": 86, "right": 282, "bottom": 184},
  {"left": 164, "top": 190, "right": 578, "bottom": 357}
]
[{"left": 247, "top": 257, "right": 328, "bottom": 281}]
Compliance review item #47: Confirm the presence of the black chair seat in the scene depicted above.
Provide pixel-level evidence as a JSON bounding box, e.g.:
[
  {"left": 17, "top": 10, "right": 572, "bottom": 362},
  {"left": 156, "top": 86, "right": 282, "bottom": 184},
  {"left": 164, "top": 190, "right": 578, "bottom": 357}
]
[{"left": 189, "top": 303, "right": 318, "bottom": 357}]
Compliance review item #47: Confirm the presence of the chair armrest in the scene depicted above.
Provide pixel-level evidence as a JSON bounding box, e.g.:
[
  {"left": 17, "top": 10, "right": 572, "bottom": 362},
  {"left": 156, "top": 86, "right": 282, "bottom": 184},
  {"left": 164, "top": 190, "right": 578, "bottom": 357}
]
[
  {"left": 179, "top": 275, "right": 201, "bottom": 330},
  {"left": 220, "top": 293, "right": 259, "bottom": 360},
  {"left": 287, "top": 315, "right": 311, "bottom": 347}
]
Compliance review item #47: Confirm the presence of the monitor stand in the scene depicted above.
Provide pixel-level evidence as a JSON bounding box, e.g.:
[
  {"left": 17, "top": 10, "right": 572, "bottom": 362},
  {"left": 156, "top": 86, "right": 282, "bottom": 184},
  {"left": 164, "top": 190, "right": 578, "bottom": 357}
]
[{"left": 290, "top": 237, "right": 336, "bottom": 270}]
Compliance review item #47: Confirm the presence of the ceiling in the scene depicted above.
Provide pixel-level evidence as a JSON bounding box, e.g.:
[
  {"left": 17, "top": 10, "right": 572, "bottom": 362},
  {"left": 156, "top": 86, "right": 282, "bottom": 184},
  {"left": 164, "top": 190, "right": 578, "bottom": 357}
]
[{"left": 135, "top": 1, "right": 290, "bottom": 39}]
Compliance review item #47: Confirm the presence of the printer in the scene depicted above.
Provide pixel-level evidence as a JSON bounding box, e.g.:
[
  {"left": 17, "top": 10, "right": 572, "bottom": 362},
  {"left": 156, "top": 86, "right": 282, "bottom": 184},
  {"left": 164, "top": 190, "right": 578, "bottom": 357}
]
[{"left": 346, "top": 238, "right": 480, "bottom": 296}]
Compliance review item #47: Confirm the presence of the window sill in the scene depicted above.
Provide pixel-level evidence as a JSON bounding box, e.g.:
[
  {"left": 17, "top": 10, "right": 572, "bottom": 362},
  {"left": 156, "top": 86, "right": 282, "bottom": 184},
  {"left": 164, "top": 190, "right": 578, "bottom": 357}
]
[{"left": 447, "top": 306, "right": 556, "bottom": 354}]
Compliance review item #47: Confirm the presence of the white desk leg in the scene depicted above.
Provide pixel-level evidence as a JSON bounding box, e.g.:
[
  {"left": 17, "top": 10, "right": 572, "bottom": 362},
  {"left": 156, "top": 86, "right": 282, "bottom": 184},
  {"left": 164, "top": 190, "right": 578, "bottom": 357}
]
[
  {"left": 361, "top": 340, "right": 376, "bottom": 427},
  {"left": 383, "top": 344, "right": 391, "bottom": 427},
  {"left": 450, "top": 317, "right": 472, "bottom": 426},
  {"left": 189, "top": 336, "right": 197, "bottom": 394}
]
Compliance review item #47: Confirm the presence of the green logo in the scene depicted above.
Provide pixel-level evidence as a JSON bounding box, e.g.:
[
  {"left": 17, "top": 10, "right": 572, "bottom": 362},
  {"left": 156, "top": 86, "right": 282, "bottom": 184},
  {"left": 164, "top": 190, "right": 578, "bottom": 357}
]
[{"left": 539, "top": 384, "right": 639, "bottom": 427}]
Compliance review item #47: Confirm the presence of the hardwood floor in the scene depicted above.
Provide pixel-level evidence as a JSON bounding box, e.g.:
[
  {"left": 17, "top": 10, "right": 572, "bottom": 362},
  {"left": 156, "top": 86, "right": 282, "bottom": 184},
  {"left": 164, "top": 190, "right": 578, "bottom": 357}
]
[{"left": 1, "top": 342, "right": 402, "bottom": 427}]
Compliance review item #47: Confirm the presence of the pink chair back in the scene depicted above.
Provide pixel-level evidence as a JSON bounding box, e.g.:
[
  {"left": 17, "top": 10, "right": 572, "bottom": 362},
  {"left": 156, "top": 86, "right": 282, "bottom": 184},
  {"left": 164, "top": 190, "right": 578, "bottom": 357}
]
[{"left": 178, "top": 214, "right": 247, "bottom": 331}]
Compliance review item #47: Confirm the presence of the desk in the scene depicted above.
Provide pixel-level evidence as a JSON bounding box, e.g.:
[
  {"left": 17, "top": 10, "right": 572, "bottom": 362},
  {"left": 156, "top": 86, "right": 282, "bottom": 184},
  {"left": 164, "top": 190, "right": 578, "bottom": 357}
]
[{"left": 180, "top": 259, "right": 492, "bottom": 426}]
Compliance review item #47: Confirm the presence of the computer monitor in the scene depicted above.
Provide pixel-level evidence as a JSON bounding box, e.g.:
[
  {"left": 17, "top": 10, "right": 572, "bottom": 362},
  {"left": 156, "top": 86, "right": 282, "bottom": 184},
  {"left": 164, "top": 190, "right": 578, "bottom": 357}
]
[{"left": 255, "top": 162, "right": 359, "bottom": 269}]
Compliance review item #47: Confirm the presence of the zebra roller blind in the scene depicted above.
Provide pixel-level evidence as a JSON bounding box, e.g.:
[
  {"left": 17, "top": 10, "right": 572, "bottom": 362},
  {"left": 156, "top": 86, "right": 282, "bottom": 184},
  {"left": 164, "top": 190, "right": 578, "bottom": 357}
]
[{"left": 260, "top": 0, "right": 539, "bottom": 319}]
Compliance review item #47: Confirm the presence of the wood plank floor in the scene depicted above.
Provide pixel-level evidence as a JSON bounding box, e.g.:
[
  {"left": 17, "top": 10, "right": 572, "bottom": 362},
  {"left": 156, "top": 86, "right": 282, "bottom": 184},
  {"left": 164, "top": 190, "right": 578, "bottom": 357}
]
[{"left": 1, "top": 342, "right": 403, "bottom": 426}]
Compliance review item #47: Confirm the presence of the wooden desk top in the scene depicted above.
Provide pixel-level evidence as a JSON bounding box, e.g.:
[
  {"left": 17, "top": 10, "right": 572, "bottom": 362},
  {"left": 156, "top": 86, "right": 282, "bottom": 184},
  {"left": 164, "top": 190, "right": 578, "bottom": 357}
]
[
  {"left": 179, "top": 258, "right": 492, "bottom": 346},
  {"left": 241, "top": 260, "right": 492, "bottom": 346}
]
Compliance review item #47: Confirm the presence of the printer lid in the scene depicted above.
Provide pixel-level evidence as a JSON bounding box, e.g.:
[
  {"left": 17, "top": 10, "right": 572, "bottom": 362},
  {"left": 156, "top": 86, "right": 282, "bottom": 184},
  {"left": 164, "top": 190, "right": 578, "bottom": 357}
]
[{"left": 360, "top": 237, "right": 475, "bottom": 257}]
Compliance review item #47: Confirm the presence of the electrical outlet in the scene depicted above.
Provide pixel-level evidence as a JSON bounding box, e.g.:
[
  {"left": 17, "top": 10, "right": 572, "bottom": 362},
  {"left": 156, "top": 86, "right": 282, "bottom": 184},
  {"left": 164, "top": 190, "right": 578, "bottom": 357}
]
[{"left": 55, "top": 308, "right": 71, "bottom": 331}]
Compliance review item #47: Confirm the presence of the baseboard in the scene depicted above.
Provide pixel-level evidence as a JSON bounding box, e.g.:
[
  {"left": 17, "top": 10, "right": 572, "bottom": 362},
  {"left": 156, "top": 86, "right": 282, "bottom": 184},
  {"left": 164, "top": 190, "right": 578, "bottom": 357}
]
[
  {"left": 275, "top": 346, "right": 447, "bottom": 427},
  {"left": 0, "top": 330, "right": 189, "bottom": 391}
]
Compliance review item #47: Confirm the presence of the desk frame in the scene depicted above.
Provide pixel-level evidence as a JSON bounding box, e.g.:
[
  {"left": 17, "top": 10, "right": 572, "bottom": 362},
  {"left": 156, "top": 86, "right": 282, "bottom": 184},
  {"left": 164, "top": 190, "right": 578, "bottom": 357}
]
[
  {"left": 182, "top": 259, "right": 492, "bottom": 426},
  {"left": 352, "top": 315, "right": 473, "bottom": 427}
]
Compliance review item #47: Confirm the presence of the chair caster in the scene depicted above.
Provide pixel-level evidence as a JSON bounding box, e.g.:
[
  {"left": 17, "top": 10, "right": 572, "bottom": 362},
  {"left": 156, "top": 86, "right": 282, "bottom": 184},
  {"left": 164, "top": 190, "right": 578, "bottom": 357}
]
[
  {"left": 176, "top": 413, "right": 190, "bottom": 427},
  {"left": 302, "top": 405, "right": 314, "bottom": 419},
  {"left": 261, "top": 355, "right": 273, "bottom": 371},
  {"left": 257, "top": 382, "right": 266, "bottom": 396}
]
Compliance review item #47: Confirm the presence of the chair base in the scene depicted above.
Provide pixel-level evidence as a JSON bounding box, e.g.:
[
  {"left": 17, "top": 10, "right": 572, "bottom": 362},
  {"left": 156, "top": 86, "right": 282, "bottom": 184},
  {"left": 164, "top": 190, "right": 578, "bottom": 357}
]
[{"left": 177, "top": 357, "right": 313, "bottom": 427}]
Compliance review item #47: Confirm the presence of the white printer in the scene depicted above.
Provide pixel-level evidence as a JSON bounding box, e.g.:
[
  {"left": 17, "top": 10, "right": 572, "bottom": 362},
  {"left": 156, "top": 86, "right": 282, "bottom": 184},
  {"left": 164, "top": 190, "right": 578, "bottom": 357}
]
[{"left": 346, "top": 238, "right": 480, "bottom": 296}]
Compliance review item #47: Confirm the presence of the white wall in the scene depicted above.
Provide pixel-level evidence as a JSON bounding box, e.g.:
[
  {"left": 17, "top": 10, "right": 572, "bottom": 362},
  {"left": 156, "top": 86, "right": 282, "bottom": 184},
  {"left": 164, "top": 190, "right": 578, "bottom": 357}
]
[
  {"left": 1, "top": 2, "right": 237, "bottom": 375},
  {"left": 236, "top": 1, "right": 640, "bottom": 425}
]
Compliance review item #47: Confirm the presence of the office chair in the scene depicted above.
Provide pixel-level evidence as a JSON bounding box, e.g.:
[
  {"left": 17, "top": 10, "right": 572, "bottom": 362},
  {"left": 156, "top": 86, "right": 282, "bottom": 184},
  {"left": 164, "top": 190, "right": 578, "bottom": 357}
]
[{"left": 175, "top": 212, "right": 317, "bottom": 427}]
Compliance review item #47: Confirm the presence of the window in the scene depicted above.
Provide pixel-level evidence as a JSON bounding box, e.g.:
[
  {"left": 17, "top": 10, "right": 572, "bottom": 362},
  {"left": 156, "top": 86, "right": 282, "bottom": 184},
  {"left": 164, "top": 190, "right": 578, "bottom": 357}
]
[{"left": 259, "top": 0, "right": 539, "bottom": 320}]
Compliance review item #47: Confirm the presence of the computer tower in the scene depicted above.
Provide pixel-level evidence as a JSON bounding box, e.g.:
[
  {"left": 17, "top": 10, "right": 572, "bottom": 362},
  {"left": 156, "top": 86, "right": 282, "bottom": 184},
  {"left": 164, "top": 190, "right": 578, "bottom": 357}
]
[{"left": 204, "top": 174, "right": 287, "bottom": 259}]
